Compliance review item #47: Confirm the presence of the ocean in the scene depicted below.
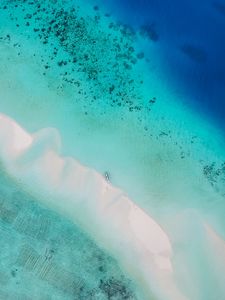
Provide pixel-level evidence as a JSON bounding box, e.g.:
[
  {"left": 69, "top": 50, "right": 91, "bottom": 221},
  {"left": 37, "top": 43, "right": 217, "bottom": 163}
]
[
  {"left": 0, "top": 0, "right": 224, "bottom": 299},
  {"left": 97, "top": 0, "right": 225, "bottom": 129}
]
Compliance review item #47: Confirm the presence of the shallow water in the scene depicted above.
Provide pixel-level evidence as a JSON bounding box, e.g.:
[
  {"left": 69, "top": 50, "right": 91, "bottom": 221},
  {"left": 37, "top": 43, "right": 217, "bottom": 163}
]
[
  {"left": 0, "top": 0, "right": 225, "bottom": 299},
  {"left": 0, "top": 170, "right": 138, "bottom": 299}
]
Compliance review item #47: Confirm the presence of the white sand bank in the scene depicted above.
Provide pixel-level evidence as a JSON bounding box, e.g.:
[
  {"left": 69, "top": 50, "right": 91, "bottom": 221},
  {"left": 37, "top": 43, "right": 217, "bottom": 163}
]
[{"left": 0, "top": 113, "right": 188, "bottom": 299}]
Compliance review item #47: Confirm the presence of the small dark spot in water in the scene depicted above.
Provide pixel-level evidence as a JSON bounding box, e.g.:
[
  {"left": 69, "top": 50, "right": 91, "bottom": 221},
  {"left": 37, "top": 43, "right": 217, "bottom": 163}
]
[
  {"left": 24, "top": 13, "right": 32, "bottom": 19},
  {"left": 57, "top": 60, "right": 64, "bottom": 66},
  {"left": 11, "top": 269, "right": 18, "bottom": 277},
  {"left": 139, "top": 23, "right": 159, "bottom": 41},
  {"left": 137, "top": 52, "right": 144, "bottom": 59},
  {"left": 108, "top": 86, "right": 115, "bottom": 96},
  {"left": 124, "top": 62, "right": 132, "bottom": 70},
  {"left": 213, "top": 1, "right": 225, "bottom": 16},
  {"left": 149, "top": 97, "right": 156, "bottom": 104},
  {"left": 180, "top": 44, "right": 207, "bottom": 63}
]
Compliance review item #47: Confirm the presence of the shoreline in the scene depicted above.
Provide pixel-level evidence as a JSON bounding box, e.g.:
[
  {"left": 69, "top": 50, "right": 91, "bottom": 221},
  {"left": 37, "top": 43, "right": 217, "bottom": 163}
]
[{"left": 0, "top": 113, "right": 187, "bottom": 299}]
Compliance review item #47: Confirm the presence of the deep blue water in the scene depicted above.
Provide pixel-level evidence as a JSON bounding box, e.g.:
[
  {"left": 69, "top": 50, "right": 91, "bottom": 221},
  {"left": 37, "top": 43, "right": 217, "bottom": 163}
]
[{"left": 99, "top": 0, "right": 225, "bottom": 130}]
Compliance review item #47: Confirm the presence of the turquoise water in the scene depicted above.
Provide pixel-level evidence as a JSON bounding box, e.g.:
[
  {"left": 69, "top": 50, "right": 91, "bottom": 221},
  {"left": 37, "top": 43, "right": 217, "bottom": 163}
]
[
  {"left": 0, "top": 0, "right": 225, "bottom": 299},
  {"left": 0, "top": 170, "right": 137, "bottom": 299}
]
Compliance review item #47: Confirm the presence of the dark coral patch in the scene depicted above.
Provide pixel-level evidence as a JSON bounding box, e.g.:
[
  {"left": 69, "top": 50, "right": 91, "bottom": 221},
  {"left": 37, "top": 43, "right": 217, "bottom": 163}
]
[
  {"left": 180, "top": 44, "right": 207, "bottom": 63},
  {"left": 139, "top": 23, "right": 159, "bottom": 42}
]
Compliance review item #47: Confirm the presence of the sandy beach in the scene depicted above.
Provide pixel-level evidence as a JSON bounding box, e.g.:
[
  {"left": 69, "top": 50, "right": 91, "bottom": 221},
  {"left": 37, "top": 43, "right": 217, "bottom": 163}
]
[{"left": 0, "top": 113, "right": 184, "bottom": 299}]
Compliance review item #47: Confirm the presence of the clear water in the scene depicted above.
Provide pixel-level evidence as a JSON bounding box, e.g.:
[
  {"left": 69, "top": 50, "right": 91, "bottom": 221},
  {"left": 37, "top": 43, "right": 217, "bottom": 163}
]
[
  {"left": 0, "top": 0, "right": 225, "bottom": 299},
  {"left": 0, "top": 170, "right": 138, "bottom": 299},
  {"left": 96, "top": 0, "right": 225, "bottom": 129}
]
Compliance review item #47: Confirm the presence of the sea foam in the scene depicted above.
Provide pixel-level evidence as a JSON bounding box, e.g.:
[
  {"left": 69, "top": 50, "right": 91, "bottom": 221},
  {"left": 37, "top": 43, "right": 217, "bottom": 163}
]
[{"left": 0, "top": 113, "right": 188, "bottom": 300}]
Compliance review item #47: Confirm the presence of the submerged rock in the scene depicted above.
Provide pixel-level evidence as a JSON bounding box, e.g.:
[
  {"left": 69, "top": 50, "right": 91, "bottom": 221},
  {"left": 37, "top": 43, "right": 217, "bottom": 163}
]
[
  {"left": 180, "top": 44, "right": 207, "bottom": 63},
  {"left": 139, "top": 23, "right": 159, "bottom": 42}
]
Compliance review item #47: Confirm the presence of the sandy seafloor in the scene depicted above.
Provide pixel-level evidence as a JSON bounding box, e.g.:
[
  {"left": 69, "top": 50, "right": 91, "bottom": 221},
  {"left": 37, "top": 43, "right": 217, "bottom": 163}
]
[{"left": 0, "top": 0, "right": 225, "bottom": 299}]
